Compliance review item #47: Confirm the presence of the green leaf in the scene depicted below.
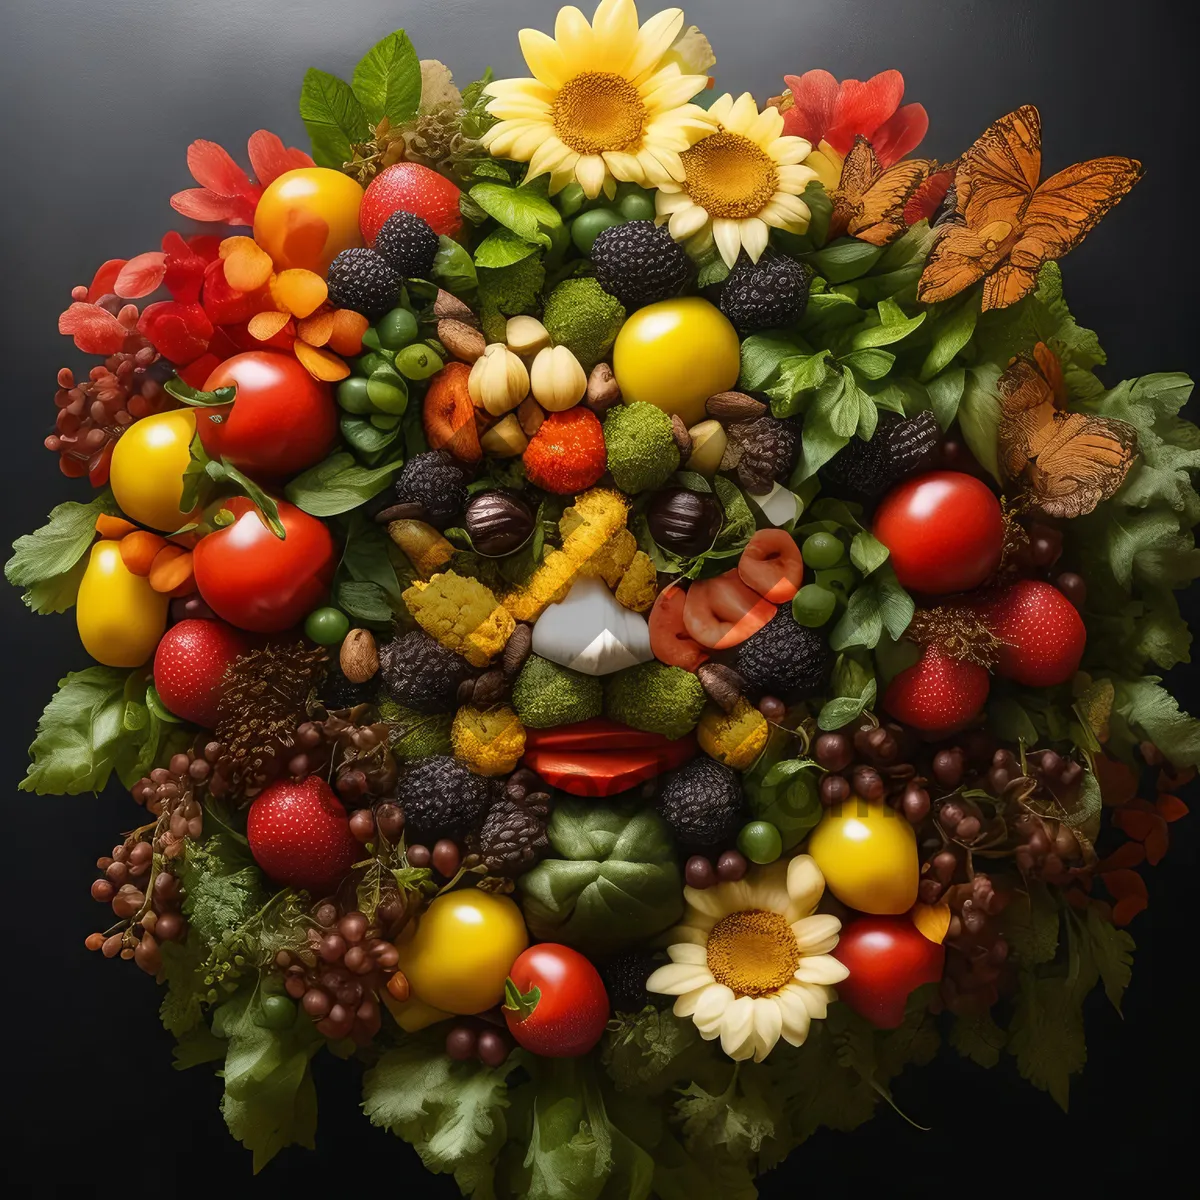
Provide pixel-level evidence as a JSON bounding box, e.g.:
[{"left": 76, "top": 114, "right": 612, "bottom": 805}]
[
  {"left": 470, "top": 181, "right": 562, "bottom": 248},
  {"left": 926, "top": 366, "right": 965, "bottom": 431},
  {"left": 958, "top": 363, "right": 1003, "bottom": 482},
  {"left": 285, "top": 452, "right": 402, "bottom": 516},
  {"left": 6, "top": 491, "right": 117, "bottom": 614},
  {"left": 474, "top": 226, "right": 538, "bottom": 269},
  {"left": 299, "top": 67, "right": 369, "bottom": 168},
  {"left": 809, "top": 238, "right": 883, "bottom": 284},
  {"left": 179, "top": 833, "right": 266, "bottom": 947},
  {"left": 601, "top": 1008, "right": 700, "bottom": 1095},
  {"left": 1001, "top": 882, "right": 1060, "bottom": 965},
  {"left": 1083, "top": 906, "right": 1134, "bottom": 1014},
  {"left": 795, "top": 378, "right": 852, "bottom": 482},
  {"left": 830, "top": 565, "right": 913, "bottom": 650},
  {"left": 352, "top": 30, "right": 421, "bottom": 125},
  {"left": 215, "top": 460, "right": 285, "bottom": 538},
  {"left": 340, "top": 413, "right": 401, "bottom": 459},
  {"left": 840, "top": 347, "right": 895, "bottom": 380},
  {"left": 164, "top": 376, "right": 237, "bottom": 408},
  {"left": 1112, "top": 676, "right": 1200, "bottom": 766},
  {"left": 918, "top": 291, "right": 979, "bottom": 381},
  {"left": 766, "top": 351, "right": 831, "bottom": 417},
  {"left": 710, "top": 477, "right": 757, "bottom": 558},
  {"left": 676, "top": 1072, "right": 775, "bottom": 1167},
  {"left": 743, "top": 730, "right": 822, "bottom": 848},
  {"left": 849, "top": 530, "right": 889, "bottom": 576},
  {"left": 739, "top": 332, "right": 804, "bottom": 392},
  {"left": 818, "top": 678, "right": 877, "bottom": 730},
  {"left": 850, "top": 307, "right": 926, "bottom": 349},
  {"left": 949, "top": 1012, "right": 1006, "bottom": 1068},
  {"left": 1007, "top": 973, "right": 1086, "bottom": 1111},
  {"left": 160, "top": 938, "right": 208, "bottom": 1037},
  {"left": 431, "top": 235, "right": 478, "bottom": 301}
]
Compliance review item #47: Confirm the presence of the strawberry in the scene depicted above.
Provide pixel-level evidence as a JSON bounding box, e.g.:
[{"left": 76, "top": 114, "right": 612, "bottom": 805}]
[
  {"left": 360, "top": 163, "right": 463, "bottom": 243},
  {"left": 882, "top": 647, "right": 989, "bottom": 734},
  {"left": 977, "top": 579, "right": 1086, "bottom": 687},
  {"left": 246, "top": 775, "right": 360, "bottom": 894},
  {"left": 152, "top": 618, "right": 249, "bottom": 728}
]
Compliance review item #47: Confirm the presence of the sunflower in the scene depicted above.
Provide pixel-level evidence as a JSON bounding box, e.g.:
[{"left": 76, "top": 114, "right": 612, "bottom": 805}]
[
  {"left": 482, "top": 0, "right": 714, "bottom": 199},
  {"left": 655, "top": 92, "right": 818, "bottom": 267},
  {"left": 646, "top": 854, "right": 847, "bottom": 1063}
]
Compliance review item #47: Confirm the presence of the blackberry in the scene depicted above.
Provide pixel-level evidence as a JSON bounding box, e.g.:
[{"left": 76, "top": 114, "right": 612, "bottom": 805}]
[
  {"left": 590, "top": 220, "right": 691, "bottom": 310},
  {"left": 397, "top": 756, "right": 498, "bottom": 842},
  {"left": 720, "top": 250, "right": 812, "bottom": 333},
  {"left": 321, "top": 668, "right": 376, "bottom": 711},
  {"left": 326, "top": 248, "right": 401, "bottom": 319},
  {"left": 822, "top": 429, "right": 891, "bottom": 497},
  {"left": 823, "top": 410, "right": 941, "bottom": 498},
  {"left": 722, "top": 415, "right": 801, "bottom": 494},
  {"left": 599, "top": 950, "right": 667, "bottom": 1014},
  {"left": 378, "top": 630, "right": 473, "bottom": 713},
  {"left": 734, "top": 610, "right": 831, "bottom": 700},
  {"left": 658, "top": 758, "right": 743, "bottom": 853},
  {"left": 476, "top": 787, "right": 551, "bottom": 877},
  {"left": 885, "top": 409, "right": 941, "bottom": 479},
  {"left": 373, "top": 211, "right": 440, "bottom": 279},
  {"left": 393, "top": 450, "right": 468, "bottom": 529}
]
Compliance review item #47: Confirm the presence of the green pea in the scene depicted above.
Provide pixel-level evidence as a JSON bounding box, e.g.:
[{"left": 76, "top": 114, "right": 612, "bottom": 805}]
[
  {"left": 257, "top": 994, "right": 297, "bottom": 1031},
  {"left": 304, "top": 606, "right": 350, "bottom": 646},
  {"left": 571, "top": 208, "right": 623, "bottom": 254},
  {"left": 395, "top": 343, "right": 444, "bottom": 380},
  {"left": 617, "top": 190, "right": 656, "bottom": 222},
  {"left": 737, "top": 820, "right": 783, "bottom": 865},
  {"left": 556, "top": 182, "right": 587, "bottom": 217},
  {"left": 337, "top": 376, "right": 372, "bottom": 414},
  {"left": 367, "top": 367, "right": 409, "bottom": 414},
  {"left": 377, "top": 307, "right": 419, "bottom": 351},
  {"left": 815, "top": 565, "right": 858, "bottom": 603},
  {"left": 791, "top": 583, "right": 837, "bottom": 628},
  {"left": 801, "top": 531, "right": 846, "bottom": 569}
]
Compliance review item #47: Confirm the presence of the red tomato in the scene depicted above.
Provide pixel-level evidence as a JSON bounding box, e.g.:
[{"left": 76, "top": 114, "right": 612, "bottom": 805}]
[
  {"left": 503, "top": 943, "right": 610, "bottom": 1057},
  {"left": 192, "top": 497, "right": 337, "bottom": 633},
  {"left": 872, "top": 470, "right": 1003, "bottom": 595},
  {"left": 831, "top": 915, "right": 945, "bottom": 1029},
  {"left": 199, "top": 351, "right": 337, "bottom": 480}
]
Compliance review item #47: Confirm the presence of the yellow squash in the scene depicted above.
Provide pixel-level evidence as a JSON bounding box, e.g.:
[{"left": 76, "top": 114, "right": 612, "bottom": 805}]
[
  {"left": 76, "top": 540, "right": 169, "bottom": 667},
  {"left": 109, "top": 408, "right": 197, "bottom": 532}
]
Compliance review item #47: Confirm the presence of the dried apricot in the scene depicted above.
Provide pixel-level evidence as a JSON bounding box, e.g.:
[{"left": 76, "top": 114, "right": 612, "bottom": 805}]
[
  {"left": 294, "top": 340, "right": 351, "bottom": 381},
  {"left": 682, "top": 571, "right": 776, "bottom": 650},
  {"left": 648, "top": 583, "right": 707, "bottom": 671},
  {"left": 738, "top": 527, "right": 804, "bottom": 603},
  {"left": 423, "top": 362, "right": 481, "bottom": 463}
]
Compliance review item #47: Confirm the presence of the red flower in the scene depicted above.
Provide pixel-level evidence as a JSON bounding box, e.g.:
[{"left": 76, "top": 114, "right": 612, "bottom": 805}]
[
  {"left": 781, "top": 69, "right": 928, "bottom": 166},
  {"left": 171, "top": 131, "right": 314, "bottom": 227}
]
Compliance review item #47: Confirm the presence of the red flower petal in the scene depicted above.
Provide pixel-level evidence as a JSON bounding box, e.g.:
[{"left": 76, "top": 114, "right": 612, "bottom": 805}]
[
  {"left": 1097, "top": 841, "right": 1145, "bottom": 872},
  {"left": 137, "top": 300, "right": 214, "bottom": 365},
  {"left": 58, "top": 302, "right": 128, "bottom": 355},
  {"left": 87, "top": 259, "right": 128, "bottom": 303},
  {"left": 186, "top": 235, "right": 223, "bottom": 264},
  {"left": 114, "top": 252, "right": 167, "bottom": 299},
  {"left": 781, "top": 70, "right": 840, "bottom": 143},
  {"left": 161, "top": 231, "right": 210, "bottom": 305},
  {"left": 1156, "top": 794, "right": 1189, "bottom": 823},
  {"left": 186, "top": 139, "right": 259, "bottom": 203},
  {"left": 904, "top": 164, "right": 955, "bottom": 225},
  {"left": 870, "top": 102, "right": 930, "bottom": 167},
  {"left": 1113, "top": 809, "right": 1157, "bottom": 842},
  {"left": 246, "top": 129, "right": 314, "bottom": 187},
  {"left": 1101, "top": 870, "right": 1148, "bottom": 926},
  {"left": 200, "top": 258, "right": 270, "bottom": 326},
  {"left": 825, "top": 69, "right": 906, "bottom": 154},
  {"left": 177, "top": 352, "right": 224, "bottom": 389},
  {"left": 170, "top": 188, "right": 256, "bottom": 226}
]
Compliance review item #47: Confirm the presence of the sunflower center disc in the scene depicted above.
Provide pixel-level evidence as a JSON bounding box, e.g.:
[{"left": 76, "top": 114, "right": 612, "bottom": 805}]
[
  {"left": 706, "top": 908, "right": 800, "bottom": 996},
  {"left": 681, "top": 132, "right": 779, "bottom": 219},
  {"left": 553, "top": 72, "right": 646, "bottom": 155}
]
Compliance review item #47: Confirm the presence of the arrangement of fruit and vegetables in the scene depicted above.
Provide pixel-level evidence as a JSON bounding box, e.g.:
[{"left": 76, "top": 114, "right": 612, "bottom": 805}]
[{"left": 11, "top": 2, "right": 1197, "bottom": 1193}]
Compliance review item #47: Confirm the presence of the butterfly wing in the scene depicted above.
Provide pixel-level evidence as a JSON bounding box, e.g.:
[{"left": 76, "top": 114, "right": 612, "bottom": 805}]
[
  {"left": 1024, "top": 412, "right": 1138, "bottom": 518},
  {"left": 828, "top": 136, "right": 880, "bottom": 240},
  {"left": 997, "top": 355, "right": 1058, "bottom": 480},
  {"left": 917, "top": 221, "right": 1007, "bottom": 303},
  {"left": 850, "top": 158, "right": 937, "bottom": 246}
]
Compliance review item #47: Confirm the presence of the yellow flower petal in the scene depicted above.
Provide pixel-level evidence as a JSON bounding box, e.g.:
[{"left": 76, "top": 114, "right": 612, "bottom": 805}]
[
  {"left": 795, "top": 954, "right": 850, "bottom": 986},
  {"left": 693, "top": 982, "right": 735, "bottom": 1035},
  {"left": 712, "top": 217, "right": 743, "bottom": 267},
  {"left": 770, "top": 136, "right": 813, "bottom": 165},
  {"left": 575, "top": 153, "right": 609, "bottom": 198},
  {"left": 750, "top": 996, "right": 783, "bottom": 1062},
  {"left": 528, "top": 137, "right": 572, "bottom": 179},
  {"left": 786, "top": 854, "right": 826, "bottom": 919},
  {"left": 725, "top": 92, "right": 762, "bottom": 135},
  {"left": 739, "top": 216, "right": 770, "bottom": 262},
  {"left": 747, "top": 105, "right": 785, "bottom": 145},
  {"left": 591, "top": 0, "right": 640, "bottom": 73},
  {"left": 669, "top": 203, "right": 710, "bottom": 240},
  {"left": 667, "top": 924, "right": 710, "bottom": 946},
  {"left": 792, "top": 980, "right": 832, "bottom": 1019},
  {"left": 554, "top": 4, "right": 596, "bottom": 71},
  {"left": 668, "top": 941, "right": 708, "bottom": 966},
  {"left": 647, "top": 961, "right": 714, "bottom": 995},
  {"left": 627, "top": 6, "right": 686, "bottom": 83},
  {"left": 777, "top": 163, "right": 818, "bottom": 191},
  {"left": 602, "top": 149, "right": 646, "bottom": 181},
  {"left": 518, "top": 29, "right": 571, "bottom": 88},
  {"left": 706, "top": 92, "right": 734, "bottom": 124},
  {"left": 672, "top": 985, "right": 709, "bottom": 1018},
  {"left": 790, "top": 914, "right": 842, "bottom": 955},
  {"left": 640, "top": 66, "right": 710, "bottom": 113},
  {"left": 775, "top": 984, "right": 814, "bottom": 1046}
]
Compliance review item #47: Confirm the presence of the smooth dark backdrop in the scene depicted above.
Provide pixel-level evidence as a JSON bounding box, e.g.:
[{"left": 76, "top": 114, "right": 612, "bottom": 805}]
[{"left": 3, "top": 0, "right": 1195, "bottom": 1194}]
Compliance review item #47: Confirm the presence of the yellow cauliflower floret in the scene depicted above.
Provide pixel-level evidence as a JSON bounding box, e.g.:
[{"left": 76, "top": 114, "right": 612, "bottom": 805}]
[
  {"left": 501, "top": 548, "right": 577, "bottom": 622},
  {"left": 451, "top": 704, "right": 526, "bottom": 776},
  {"left": 403, "top": 571, "right": 515, "bottom": 667},
  {"left": 580, "top": 528, "right": 637, "bottom": 587},
  {"left": 559, "top": 487, "right": 629, "bottom": 554},
  {"left": 615, "top": 550, "right": 658, "bottom": 613},
  {"left": 697, "top": 699, "right": 770, "bottom": 770}
]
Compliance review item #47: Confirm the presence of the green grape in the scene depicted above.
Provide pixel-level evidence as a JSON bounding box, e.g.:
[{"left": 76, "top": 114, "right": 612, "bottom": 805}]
[
  {"left": 801, "top": 531, "right": 846, "bottom": 569},
  {"left": 358, "top": 350, "right": 394, "bottom": 376},
  {"left": 737, "top": 820, "right": 783, "bottom": 865},
  {"left": 367, "top": 367, "right": 409, "bottom": 414},
  {"left": 370, "top": 412, "right": 402, "bottom": 430},
  {"left": 791, "top": 583, "right": 837, "bottom": 627},
  {"left": 617, "top": 190, "right": 655, "bottom": 221},
  {"left": 556, "top": 181, "right": 586, "bottom": 217},
  {"left": 337, "top": 376, "right": 372, "bottom": 414},
  {"left": 304, "top": 606, "right": 350, "bottom": 646},
  {"left": 377, "top": 307, "right": 419, "bottom": 350},
  {"left": 571, "top": 208, "right": 623, "bottom": 254},
  {"left": 258, "top": 994, "right": 297, "bottom": 1031},
  {"left": 815, "top": 565, "right": 858, "bottom": 603},
  {"left": 395, "top": 343, "right": 444, "bottom": 380}
]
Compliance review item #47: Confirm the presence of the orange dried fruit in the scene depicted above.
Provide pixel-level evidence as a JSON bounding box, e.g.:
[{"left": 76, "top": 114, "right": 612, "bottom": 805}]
[
  {"left": 298, "top": 308, "right": 336, "bottom": 347},
  {"left": 328, "top": 308, "right": 369, "bottom": 356},
  {"left": 218, "top": 235, "right": 259, "bottom": 260},
  {"left": 247, "top": 310, "right": 292, "bottom": 341},
  {"left": 148, "top": 545, "right": 194, "bottom": 594},
  {"left": 294, "top": 340, "right": 350, "bottom": 381},
  {"left": 272, "top": 268, "right": 328, "bottom": 318},
  {"left": 119, "top": 530, "right": 168, "bottom": 576},
  {"left": 422, "top": 361, "right": 481, "bottom": 463},
  {"left": 95, "top": 513, "right": 138, "bottom": 539},
  {"left": 223, "top": 243, "right": 274, "bottom": 292}
]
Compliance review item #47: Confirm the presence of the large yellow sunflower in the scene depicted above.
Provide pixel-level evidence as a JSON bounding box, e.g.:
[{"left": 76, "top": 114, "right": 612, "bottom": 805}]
[
  {"left": 482, "top": 0, "right": 714, "bottom": 199},
  {"left": 655, "top": 92, "right": 818, "bottom": 266},
  {"left": 647, "top": 855, "right": 847, "bottom": 1063}
]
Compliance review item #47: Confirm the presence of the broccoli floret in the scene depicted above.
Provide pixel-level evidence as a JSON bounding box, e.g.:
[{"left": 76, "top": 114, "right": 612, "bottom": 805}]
[
  {"left": 603, "top": 402, "right": 680, "bottom": 494},
  {"left": 377, "top": 699, "right": 454, "bottom": 758},
  {"left": 479, "top": 255, "right": 547, "bottom": 342},
  {"left": 604, "top": 661, "right": 705, "bottom": 740},
  {"left": 512, "top": 654, "right": 603, "bottom": 728},
  {"left": 542, "top": 278, "right": 626, "bottom": 370}
]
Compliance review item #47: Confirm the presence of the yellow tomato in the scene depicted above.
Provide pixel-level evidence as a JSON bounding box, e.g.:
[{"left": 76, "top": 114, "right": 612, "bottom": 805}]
[
  {"left": 76, "top": 541, "right": 169, "bottom": 666},
  {"left": 806, "top": 798, "right": 919, "bottom": 914},
  {"left": 395, "top": 890, "right": 528, "bottom": 1014},
  {"left": 109, "top": 409, "right": 197, "bottom": 532},
  {"left": 253, "top": 167, "right": 364, "bottom": 273},
  {"left": 612, "top": 297, "right": 740, "bottom": 426}
]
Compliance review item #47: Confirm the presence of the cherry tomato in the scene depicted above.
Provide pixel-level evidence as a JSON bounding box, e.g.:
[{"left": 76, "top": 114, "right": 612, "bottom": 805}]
[
  {"left": 871, "top": 470, "right": 1004, "bottom": 595},
  {"left": 199, "top": 351, "right": 337, "bottom": 480},
  {"left": 831, "top": 915, "right": 946, "bottom": 1029},
  {"left": 192, "top": 497, "right": 337, "bottom": 633},
  {"left": 503, "top": 943, "right": 610, "bottom": 1057}
]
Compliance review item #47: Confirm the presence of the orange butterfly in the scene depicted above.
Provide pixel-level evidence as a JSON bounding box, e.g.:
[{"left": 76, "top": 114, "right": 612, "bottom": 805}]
[
  {"left": 997, "top": 342, "right": 1136, "bottom": 518},
  {"left": 828, "top": 135, "right": 949, "bottom": 245},
  {"left": 917, "top": 106, "right": 1142, "bottom": 311}
]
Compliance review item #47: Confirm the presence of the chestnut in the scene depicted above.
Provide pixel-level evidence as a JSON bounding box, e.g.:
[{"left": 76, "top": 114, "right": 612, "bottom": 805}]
[
  {"left": 646, "top": 486, "right": 723, "bottom": 556},
  {"left": 464, "top": 489, "right": 535, "bottom": 557}
]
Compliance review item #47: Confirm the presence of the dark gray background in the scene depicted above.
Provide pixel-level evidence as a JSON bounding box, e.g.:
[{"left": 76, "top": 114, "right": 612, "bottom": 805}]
[{"left": 3, "top": 0, "right": 1195, "bottom": 1193}]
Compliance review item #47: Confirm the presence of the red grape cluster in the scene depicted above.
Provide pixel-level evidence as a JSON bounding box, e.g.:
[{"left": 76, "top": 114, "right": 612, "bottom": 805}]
[
  {"left": 1009, "top": 519, "right": 1087, "bottom": 607},
  {"left": 813, "top": 723, "right": 933, "bottom": 824},
  {"left": 445, "top": 1017, "right": 515, "bottom": 1067},
  {"left": 683, "top": 849, "right": 749, "bottom": 889}
]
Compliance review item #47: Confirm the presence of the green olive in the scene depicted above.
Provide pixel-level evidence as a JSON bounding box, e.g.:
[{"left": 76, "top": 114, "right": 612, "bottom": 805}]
[
  {"left": 556, "top": 182, "right": 586, "bottom": 217},
  {"left": 367, "top": 367, "right": 409, "bottom": 414},
  {"left": 737, "top": 820, "right": 783, "bottom": 865},
  {"left": 337, "top": 376, "right": 372, "bottom": 414},
  {"left": 357, "top": 351, "right": 394, "bottom": 376},
  {"left": 571, "top": 208, "right": 623, "bottom": 254},
  {"left": 304, "top": 606, "right": 350, "bottom": 646},
  {"left": 395, "top": 343, "right": 444, "bottom": 380},
  {"left": 257, "top": 993, "right": 297, "bottom": 1031},
  {"left": 376, "top": 307, "right": 419, "bottom": 351},
  {"left": 815, "top": 565, "right": 859, "bottom": 604},
  {"left": 617, "top": 190, "right": 656, "bottom": 222},
  {"left": 791, "top": 583, "right": 838, "bottom": 627},
  {"left": 801, "top": 531, "right": 846, "bottom": 569}
]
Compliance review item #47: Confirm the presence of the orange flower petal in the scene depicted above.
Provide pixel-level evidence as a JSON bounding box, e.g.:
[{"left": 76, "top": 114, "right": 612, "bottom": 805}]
[
  {"left": 119, "top": 530, "right": 167, "bottom": 576},
  {"left": 1156, "top": 794, "right": 1189, "bottom": 823},
  {"left": 298, "top": 308, "right": 336, "bottom": 347},
  {"left": 1097, "top": 841, "right": 1146, "bottom": 872},
  {"left": 95, "top": 514, "right": 138, "bottom": 539},
  {"left": 328, "top": 308, "right": 369, "bottom": 357},
  {"left": 148, "top": 545, "right": 194, "bottom": 594},
  {"left": 1143, "top": 825, "right": 1169, "bottom": 866},
  {"left": 218, "top": 235, "right": 258, "bottom": 260},
  {"left": 247, "top": 310, "right": 292, "bottom": 341},
  {"left": 224, "top": 244, "right": 275, "bottom": 292},
  {"left": 1094, "top": 754, "right": 1139, "bottom": 807},
  {"left": 910, "top": 901, "right": 951, "bottom": 945},
  {"left": 294, "top": 340, "right": 350, "bottom": 381},
  {"left": 1102, "top": 870, "right": 1149, "bottom": 926},
  {"left": 1112, "top": 809, "right": 1157, "bottom": 842},
  {"left": 272, "top": 269, "right": 328, "bottom": 318}
]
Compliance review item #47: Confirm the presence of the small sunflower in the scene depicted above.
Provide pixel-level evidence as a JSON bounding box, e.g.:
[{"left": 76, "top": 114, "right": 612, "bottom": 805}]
[
  {"left": 482, "top": 0, "right": 714, "bottom": 199},
  {"left": 656, "top": 92, "right": 818, "bottom": 266},
  {"left": 646, "top": 854, "right": 847, "bottom": 1063}
]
